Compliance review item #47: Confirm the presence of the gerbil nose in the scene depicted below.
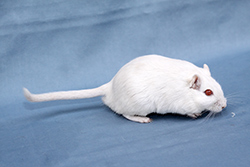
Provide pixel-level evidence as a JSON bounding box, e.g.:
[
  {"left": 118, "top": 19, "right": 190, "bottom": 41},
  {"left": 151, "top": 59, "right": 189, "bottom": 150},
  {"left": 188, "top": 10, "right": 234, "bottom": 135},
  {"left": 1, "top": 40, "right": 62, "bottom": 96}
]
[{"left": 222, "top": 106, "right": 226, "bottom": 110}]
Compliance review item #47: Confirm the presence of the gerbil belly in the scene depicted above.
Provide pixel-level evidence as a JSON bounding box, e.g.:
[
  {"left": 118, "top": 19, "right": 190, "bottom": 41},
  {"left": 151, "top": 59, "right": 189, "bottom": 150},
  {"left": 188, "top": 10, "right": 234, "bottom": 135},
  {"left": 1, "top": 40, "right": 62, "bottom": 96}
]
[{"left": 102, "top": 93, "right": 155, "bottom": 116}]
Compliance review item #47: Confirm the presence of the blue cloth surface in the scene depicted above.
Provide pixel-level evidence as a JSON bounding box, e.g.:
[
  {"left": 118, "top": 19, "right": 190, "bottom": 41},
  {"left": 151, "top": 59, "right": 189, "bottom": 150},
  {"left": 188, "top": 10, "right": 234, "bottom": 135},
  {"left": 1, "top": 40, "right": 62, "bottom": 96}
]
[{"left": 1, "top": 0, "right": 250, "bottom": 167}]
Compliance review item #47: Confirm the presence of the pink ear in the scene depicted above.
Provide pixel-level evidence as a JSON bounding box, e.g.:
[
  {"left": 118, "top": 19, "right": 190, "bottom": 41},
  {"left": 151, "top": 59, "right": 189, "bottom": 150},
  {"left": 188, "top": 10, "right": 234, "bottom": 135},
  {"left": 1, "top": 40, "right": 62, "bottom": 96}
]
[
  {"left": 203, "top": 64, "right": 211, "bottom": 76},
  {"left": 190, "top": 75, "right": 201, "bottom": 90}
]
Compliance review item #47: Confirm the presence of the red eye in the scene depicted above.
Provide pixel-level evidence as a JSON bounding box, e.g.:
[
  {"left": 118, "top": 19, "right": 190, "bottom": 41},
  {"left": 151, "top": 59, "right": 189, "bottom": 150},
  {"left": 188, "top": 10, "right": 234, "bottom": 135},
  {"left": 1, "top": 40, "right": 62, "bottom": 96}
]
[{"left": 204, "top": 89, "right": 213, "bottom": 96}]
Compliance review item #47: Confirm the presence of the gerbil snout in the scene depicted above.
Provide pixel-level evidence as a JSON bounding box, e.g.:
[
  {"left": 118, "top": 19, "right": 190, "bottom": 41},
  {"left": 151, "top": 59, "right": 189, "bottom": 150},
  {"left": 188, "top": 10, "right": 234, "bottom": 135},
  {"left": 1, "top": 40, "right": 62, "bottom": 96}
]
[
  {"left": 222, "top": 104, "right": 227, "bottom": 110},
  {"left": 212, "top": 98, "right": 227, "bottom": 113},
  {"left": 222, "top": 102, "right": 227, "bottom": 110},
  {"left": 222, "top": 98, "right": 227, "bottom": 110}
]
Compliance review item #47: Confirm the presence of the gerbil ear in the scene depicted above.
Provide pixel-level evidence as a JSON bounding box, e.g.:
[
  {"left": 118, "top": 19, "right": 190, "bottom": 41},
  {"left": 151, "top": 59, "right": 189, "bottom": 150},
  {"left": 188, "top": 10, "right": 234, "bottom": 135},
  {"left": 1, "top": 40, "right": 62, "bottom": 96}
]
[
  {"left": 203, "top": 64, "right": 211, "bottom": 76},
  {"left": 189, "top": 75, "right": 201, "bottom": 90}
]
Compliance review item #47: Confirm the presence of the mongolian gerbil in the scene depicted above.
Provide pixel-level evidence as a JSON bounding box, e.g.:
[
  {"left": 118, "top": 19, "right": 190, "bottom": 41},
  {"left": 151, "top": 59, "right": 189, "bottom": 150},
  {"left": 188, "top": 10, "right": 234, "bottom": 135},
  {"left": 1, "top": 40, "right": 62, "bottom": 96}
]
[{"left": 24, "top": 55, "right": 227, "bottom": 123}]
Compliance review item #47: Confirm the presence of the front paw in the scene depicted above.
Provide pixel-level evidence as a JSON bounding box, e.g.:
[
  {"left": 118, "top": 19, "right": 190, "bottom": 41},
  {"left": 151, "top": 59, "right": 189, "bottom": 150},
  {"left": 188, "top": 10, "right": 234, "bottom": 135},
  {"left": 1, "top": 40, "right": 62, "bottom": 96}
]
[{"left": 187, "top": 113, "right": 202, "bottom": 119}]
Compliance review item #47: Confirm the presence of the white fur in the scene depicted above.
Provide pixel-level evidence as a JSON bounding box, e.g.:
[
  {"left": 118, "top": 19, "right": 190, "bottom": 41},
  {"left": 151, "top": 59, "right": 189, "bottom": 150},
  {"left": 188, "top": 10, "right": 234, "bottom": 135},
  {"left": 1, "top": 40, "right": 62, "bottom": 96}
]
[{"left": 24, "top": 55, "right": 227, "bottom": 123}]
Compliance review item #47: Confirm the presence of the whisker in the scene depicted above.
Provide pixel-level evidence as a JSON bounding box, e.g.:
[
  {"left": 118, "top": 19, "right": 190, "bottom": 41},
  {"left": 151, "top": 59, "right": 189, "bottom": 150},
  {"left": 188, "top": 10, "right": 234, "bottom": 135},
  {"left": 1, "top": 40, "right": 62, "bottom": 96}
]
[
  {"left": 212, "top": 112, "right": 216, "bottom": 119},
  {"left": 199, "top": 111, "right": 213, "bottom": 124},
  {"left": 226, "top": 91, "right": 246, "bottom": 99},
  {"left": 226, "top": 91, "right": 246, "bottom": 107},
  {"left": 227, "top": 97, "right": 245, "bottom": 106},
  {"left": 226, "top": 91, "right": 244, "bottom": 96},
  {"left": 226, "top": 92, "right": 241, "bottom": 96},
  {"left": 206, "top": 112, "right": 214, "bottom": 120}
]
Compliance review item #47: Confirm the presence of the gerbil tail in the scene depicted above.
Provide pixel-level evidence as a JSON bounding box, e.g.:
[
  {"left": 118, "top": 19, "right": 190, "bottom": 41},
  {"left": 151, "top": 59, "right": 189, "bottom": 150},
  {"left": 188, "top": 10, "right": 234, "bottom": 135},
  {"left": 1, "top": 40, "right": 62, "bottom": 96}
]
[{"left": 23, "top": 83, "right": 109, "bottom": 102}]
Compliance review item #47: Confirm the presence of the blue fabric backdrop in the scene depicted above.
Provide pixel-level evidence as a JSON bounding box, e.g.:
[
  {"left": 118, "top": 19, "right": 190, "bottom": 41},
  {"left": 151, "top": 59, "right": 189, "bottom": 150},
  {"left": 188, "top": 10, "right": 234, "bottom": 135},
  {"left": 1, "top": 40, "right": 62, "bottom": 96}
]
[{"left": 0, "top": 0, "right": 250, "bottom": 167}]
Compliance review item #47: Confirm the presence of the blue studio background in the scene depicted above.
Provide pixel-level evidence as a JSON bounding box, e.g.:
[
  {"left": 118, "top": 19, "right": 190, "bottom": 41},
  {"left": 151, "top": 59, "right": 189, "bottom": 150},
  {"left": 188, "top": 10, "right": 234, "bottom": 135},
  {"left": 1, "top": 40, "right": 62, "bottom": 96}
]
[{"left": 1, "top": 0, "right": 250, "bottom": 167}]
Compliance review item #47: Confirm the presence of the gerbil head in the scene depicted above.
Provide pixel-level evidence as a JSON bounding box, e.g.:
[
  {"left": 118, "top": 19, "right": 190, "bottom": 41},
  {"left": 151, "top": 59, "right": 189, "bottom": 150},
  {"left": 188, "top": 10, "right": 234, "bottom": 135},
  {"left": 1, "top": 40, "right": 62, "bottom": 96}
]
[{"left": 189, "top": 64, "right": 227, "bottom": 113}]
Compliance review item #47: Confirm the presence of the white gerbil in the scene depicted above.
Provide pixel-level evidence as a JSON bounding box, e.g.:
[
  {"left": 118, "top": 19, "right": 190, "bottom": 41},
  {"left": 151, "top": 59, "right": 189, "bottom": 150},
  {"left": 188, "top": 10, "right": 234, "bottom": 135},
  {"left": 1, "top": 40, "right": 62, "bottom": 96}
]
[{"left": 24, "top": 55, "right": 227, "bottom": 123}]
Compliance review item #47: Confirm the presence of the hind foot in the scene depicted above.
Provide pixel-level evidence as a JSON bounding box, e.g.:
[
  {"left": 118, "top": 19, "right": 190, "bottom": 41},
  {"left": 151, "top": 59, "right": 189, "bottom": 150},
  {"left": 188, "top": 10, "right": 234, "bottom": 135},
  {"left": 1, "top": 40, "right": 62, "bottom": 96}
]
[{"left": 123, "top": 115, "right": 152, "bottom": 123}]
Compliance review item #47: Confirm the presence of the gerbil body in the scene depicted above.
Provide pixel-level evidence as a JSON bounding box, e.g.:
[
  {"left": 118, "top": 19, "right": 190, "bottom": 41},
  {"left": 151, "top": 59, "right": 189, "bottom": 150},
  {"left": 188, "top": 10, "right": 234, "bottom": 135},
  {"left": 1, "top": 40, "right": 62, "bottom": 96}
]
[{"left": 24, "top": 55, "right": 227, "bottom": 123}]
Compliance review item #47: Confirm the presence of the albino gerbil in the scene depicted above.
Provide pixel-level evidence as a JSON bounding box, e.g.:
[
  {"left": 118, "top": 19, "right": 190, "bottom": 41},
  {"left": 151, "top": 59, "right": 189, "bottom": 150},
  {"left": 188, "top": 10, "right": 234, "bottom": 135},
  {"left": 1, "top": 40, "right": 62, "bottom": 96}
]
[{"left": 23, "top": 55, "right": 227, "bottom": 123}]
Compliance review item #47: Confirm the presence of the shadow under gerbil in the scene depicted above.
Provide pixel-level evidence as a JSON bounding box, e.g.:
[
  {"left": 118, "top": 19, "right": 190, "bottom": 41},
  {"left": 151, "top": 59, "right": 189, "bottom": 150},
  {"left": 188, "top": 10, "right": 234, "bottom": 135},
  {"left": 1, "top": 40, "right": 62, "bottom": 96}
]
[
  {"left": 148, "top": 111, "right": 223, "bottom": 122},
  {"left": 148, "top": 113, "right": 192, "bottom": 122}
]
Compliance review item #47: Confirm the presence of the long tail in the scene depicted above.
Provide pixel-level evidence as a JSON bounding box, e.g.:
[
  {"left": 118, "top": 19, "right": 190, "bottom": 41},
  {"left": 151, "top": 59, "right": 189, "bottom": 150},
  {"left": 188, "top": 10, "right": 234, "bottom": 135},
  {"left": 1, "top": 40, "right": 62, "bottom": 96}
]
[{"left": 23, "top": 83, "right": 108, "bottom": 102}]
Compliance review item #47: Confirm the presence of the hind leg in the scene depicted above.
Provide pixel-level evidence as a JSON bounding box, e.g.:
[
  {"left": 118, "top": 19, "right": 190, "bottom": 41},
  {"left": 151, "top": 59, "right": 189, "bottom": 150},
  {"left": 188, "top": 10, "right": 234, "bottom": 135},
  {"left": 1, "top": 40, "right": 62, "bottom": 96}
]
[{"left": 123, "top": 115, "right": 152, "bottom": 123}]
